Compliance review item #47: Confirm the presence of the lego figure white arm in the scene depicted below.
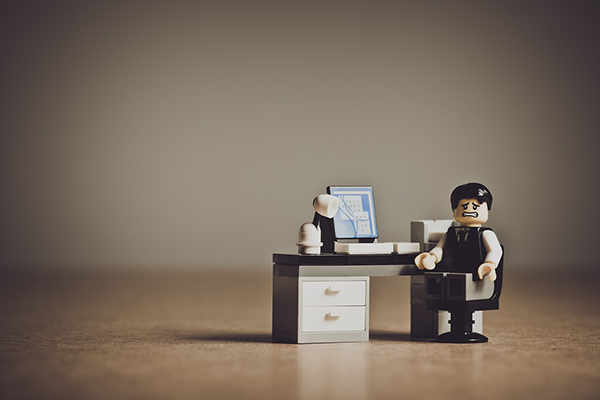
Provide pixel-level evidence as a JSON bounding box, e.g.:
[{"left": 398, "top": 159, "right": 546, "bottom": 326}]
[
  {"left": 478, "top": 230, "right": 503, "bottom": 281},
  {"left": 414, "top": 233, "right": 446, "bottom": 270}
]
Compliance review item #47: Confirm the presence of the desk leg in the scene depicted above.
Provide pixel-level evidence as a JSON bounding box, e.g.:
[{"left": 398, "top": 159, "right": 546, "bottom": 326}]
[
  {"left": 272, "top": 275, "right": 299, "bottom": 343},
  {"left": 410, "top": 276, "right": 447, "bottom": 338}
]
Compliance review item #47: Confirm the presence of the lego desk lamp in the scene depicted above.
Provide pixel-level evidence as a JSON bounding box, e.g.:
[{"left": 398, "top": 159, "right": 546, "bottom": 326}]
[{"left": 296, "top": 194, "right": 339, "bottom": 254}]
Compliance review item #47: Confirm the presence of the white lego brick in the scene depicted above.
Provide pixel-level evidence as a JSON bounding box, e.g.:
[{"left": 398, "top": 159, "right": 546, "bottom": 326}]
[
  {"left": 301, "top": 280, "right": 367, "bottom": 307},
  {"left": 428, "top": 231, "right": 445, "bottom": 242},
  {"left": 473, "top": 311, "right": 483, "bottom": 333},
  {"left": 428, "top": 220, "right": 454, "bottom": 242},
  {"left": 334, "top": 242, "right": 394, "bottom": 254},
  {"left": 410, "top": 220, "right": 431, "bottom": 244},
  {"left": 446, "top": 273, "right": 495, "bottom": 301},
  {"left": 302, "top": 306, "right": 366, "bottom": 332},
  {"left": 437, "top": 310, "right": 450, "bottom": 334},
  {"left": 411, "top": 220, "right": 455, "bottom": 245},
  {"left": 432, "top": 220, "right": 454, "bottom": 232},
  {"left": 392, "top": 242, "right": 420, "bottom": 254}
]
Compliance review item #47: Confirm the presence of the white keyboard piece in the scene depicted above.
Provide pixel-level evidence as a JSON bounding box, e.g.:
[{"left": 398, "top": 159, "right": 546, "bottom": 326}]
[{"left": 334, "top": 242, "right": 394, "bottom": 255}]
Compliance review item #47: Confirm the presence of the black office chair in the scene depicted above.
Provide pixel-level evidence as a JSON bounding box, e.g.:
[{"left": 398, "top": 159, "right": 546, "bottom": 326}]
[{"left": 425, "top": 246, "right": 504, "bottom": 343}]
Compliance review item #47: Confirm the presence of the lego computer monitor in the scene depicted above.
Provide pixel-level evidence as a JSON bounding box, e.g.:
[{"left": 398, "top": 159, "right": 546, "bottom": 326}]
[{"left": 327, "top": 186, "right": 379, "bottom": 240}]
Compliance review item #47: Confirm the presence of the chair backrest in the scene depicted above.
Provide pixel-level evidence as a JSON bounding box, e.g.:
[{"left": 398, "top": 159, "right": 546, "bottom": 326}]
[{"left": 411, "top": 220, "right": 458, "bottom": 252}]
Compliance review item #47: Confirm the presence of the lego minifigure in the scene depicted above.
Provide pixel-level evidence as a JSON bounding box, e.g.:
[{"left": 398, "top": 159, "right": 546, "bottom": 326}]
[
  {"left": 414, "top": 182, "right": 503, "bottom": 343},
  {"left": 414, "top": 183, "right": 502, "bottom": 281}
]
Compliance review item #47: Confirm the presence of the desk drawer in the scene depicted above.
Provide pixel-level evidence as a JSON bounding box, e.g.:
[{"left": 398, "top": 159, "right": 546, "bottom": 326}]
[
  {"left": 301, "top": 280, "right": 366, "bottom": 307},
  {"left": 301, "top": 307, "right": 366, "bottom": 332}
]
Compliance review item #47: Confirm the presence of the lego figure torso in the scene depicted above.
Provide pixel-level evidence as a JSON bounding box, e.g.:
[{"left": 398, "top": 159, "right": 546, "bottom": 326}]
[{"left": 438, "top": 227, "right": 492, "bottom": 278}]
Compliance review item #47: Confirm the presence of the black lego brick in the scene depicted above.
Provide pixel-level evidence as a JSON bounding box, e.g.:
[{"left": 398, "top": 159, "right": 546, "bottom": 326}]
[
  {"left": 273, "top": 252, "right": 422, "bottom": 266},
  {"left": 272, "top": 253, "right": 347, "bottom": 266},
  {"left": 345, "top": 254, "right": 397, "bottom": 265},
  {"left": 394, "top": 253, "right": 420, "bottom": 265}
]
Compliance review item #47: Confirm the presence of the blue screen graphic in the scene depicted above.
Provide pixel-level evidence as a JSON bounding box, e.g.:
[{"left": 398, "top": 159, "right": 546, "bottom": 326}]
[{"left": 327, "top": 186, "right": 378, "bottom": 239}]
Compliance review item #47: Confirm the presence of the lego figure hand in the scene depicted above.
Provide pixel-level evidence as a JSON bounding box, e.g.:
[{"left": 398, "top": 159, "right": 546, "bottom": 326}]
[
  {"left": 414, "top": 252, "right": 437, "bottom": 270},
  {"left": 478, "top": 262, "right": 497, "bottom": 281}
]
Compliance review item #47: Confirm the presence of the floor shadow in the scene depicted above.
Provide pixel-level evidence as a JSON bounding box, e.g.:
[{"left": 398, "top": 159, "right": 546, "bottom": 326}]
[
  {"left": 181, "top": 332, "right": 273, "bottom": 343},
  {"left": 181, "top": 331, "right": 433, "bottom": 344},
  {"left": 369, "top": 331, "right": 433, "bottom": 343}
]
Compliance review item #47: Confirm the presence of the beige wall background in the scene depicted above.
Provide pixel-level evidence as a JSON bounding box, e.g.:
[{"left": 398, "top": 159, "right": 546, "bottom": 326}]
[{"left": 1, "top": 0, "right": 599, "bottom": 271}]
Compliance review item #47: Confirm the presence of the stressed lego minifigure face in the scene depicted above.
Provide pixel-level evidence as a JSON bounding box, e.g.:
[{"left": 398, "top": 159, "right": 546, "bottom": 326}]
[{"left": 453, "top": 198, "right": 489, "bottom": 227}]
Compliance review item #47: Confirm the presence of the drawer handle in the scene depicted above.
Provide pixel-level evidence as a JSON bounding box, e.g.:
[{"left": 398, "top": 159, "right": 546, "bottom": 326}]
[
  {"left": 326, "top": 311, "right": 342, "bottom": 319},
  {"left": 326, "top": 285, "right": 342, "bottom": 293}
]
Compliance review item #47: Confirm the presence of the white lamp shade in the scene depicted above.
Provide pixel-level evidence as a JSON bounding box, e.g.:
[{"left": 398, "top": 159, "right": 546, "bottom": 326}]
[{"left": 313, "top": 194, "right": 339, "bottom": 218}]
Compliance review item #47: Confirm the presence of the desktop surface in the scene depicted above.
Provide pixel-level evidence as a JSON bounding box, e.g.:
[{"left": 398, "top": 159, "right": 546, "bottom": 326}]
[
  {"left": 273, "top": 252, "right": 422, "bottom": 278},
  {"left": 273, "top": 252, "right": 419, "bottom": 266}
]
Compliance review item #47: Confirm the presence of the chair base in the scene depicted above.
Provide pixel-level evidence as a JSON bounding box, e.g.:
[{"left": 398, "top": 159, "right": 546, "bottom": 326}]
[{"left": 435, "top": 331, "right": 488, "bottom": 343}]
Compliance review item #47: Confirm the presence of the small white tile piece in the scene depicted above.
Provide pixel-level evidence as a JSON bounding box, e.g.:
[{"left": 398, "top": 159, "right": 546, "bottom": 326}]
[
  {"left": 391, "top": 242, "right": 420, "bottom": 254},
  {"left": 334, "top": 242, "right": 394, "bottom": 254},
  {"left": 302, "top": 280, "right": 367, "bottom": 307},
  {"left": 302, "top": 307, "right": 366, "bottom": 332}
]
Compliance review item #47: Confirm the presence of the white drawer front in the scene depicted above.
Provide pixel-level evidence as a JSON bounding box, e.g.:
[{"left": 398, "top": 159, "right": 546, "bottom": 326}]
[
  {"left": 302, "top": 307, "right": 366, "bottom": 332},
  {"left": 302, "top": 280, "right": 366, "bottom": 307}
]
